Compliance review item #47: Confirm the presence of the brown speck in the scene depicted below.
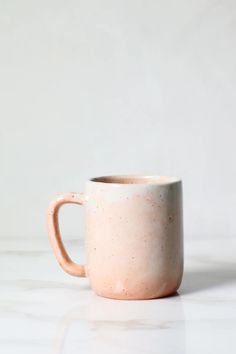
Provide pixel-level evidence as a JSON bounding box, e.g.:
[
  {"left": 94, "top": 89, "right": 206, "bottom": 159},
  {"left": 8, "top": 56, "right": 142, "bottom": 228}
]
[
  {"left": 168, "top": 215, "right": 174, "bottom": 223},
  {"left": 93, "top": 247, "right": 96, "bottom": 251},
  {"left": 132, "top": 256, "right": 135, "bottom": 259}
]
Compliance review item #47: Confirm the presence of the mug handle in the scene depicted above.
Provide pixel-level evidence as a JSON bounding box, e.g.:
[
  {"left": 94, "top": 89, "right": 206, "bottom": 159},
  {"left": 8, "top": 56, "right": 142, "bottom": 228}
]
[{"left": 47, "top": 192, "right": 86, "bottom": 277}]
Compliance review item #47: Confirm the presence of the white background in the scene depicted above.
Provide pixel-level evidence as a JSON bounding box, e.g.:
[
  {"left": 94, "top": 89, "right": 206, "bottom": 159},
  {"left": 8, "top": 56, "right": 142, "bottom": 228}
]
[{"left": 1, "top": 0, "right": 236, "bottom": 239}]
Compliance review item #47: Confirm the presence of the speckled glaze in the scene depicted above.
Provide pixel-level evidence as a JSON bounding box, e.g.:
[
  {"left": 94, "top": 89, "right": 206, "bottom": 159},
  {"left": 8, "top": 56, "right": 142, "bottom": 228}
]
[{"left": 47, "top": 175, "right": 183, "bottom": 300}]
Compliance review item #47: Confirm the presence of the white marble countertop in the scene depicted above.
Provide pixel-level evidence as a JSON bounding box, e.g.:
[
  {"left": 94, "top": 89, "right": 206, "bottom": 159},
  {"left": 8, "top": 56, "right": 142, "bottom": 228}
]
[{"left": 1, "top": 236, "right": 236, "bottom": 354}]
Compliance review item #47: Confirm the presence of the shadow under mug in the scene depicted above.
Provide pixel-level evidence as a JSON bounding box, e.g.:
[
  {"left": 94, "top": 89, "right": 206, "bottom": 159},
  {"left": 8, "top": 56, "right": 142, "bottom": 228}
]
[{"left": 47, "top": 175, "right": 184, "bottom": 300}]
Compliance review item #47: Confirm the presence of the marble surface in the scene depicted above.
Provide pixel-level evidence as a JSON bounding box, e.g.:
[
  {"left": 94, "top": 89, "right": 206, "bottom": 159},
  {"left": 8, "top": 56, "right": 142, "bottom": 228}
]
[{"left": 1, "top": 236, "right": 236, "bottom": 354}]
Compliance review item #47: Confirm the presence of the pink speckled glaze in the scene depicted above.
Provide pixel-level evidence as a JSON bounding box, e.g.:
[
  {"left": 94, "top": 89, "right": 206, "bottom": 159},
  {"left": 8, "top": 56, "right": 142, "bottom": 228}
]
[{"left": 47, "top": 175, "right": 183, "bottom": 300}]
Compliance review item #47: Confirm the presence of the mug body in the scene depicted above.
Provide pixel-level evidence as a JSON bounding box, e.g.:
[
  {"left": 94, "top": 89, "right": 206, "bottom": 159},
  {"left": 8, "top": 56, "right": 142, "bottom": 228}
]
[{"left": 85, "top": 175, "right": 183, "bottom": 300}]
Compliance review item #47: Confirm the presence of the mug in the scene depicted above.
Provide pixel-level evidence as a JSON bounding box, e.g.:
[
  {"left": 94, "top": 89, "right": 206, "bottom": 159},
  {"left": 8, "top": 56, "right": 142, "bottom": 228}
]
[{"left": 47, "top": 175, "right": 183, "bottom": 300}]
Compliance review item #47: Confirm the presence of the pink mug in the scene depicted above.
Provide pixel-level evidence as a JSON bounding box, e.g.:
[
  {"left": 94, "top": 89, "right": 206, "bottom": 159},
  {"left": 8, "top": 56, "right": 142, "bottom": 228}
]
[{"left": 47, "top": 175, "right": 183, "bottom": 300}]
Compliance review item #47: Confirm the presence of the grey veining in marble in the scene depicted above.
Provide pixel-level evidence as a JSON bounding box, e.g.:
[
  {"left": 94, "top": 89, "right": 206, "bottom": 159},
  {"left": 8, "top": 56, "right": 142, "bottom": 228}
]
[{"left": 0, "top": 236, "right": 236, "bottom": 354}]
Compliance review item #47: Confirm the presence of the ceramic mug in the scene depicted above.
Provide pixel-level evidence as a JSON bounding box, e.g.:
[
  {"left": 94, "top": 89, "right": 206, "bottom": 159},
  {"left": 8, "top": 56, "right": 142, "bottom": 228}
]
[{"left": 47, "top": 175, "right": 183, "bottom": 300}]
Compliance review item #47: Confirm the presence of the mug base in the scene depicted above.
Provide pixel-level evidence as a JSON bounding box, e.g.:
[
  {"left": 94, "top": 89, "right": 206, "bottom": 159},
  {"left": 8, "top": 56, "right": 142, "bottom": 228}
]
[{"left": 94, "top": 288, "right": 179, "bottom": 301}]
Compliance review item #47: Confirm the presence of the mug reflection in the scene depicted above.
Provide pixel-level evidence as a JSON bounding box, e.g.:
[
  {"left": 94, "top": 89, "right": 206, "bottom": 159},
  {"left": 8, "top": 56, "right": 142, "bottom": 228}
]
[{"left": 52, "top": 294, "right": 185, "bottom": 354}]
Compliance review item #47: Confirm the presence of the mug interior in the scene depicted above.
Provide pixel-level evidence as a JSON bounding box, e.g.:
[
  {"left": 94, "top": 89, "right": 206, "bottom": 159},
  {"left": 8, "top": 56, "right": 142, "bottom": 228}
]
[{"left": 90, "top": 175, "right": 180, "bottom": 185}]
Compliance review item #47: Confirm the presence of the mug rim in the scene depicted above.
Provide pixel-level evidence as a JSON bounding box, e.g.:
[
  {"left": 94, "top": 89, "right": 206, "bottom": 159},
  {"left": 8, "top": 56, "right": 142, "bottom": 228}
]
[{"left": 89, "top": 175, "right": 181, "bottom": 186}]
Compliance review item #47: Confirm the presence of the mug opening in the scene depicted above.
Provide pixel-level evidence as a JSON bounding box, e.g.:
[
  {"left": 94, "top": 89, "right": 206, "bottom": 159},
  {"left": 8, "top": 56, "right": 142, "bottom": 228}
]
[{"left": 90, "top": 175, "right": 181, "bottom": 185}]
